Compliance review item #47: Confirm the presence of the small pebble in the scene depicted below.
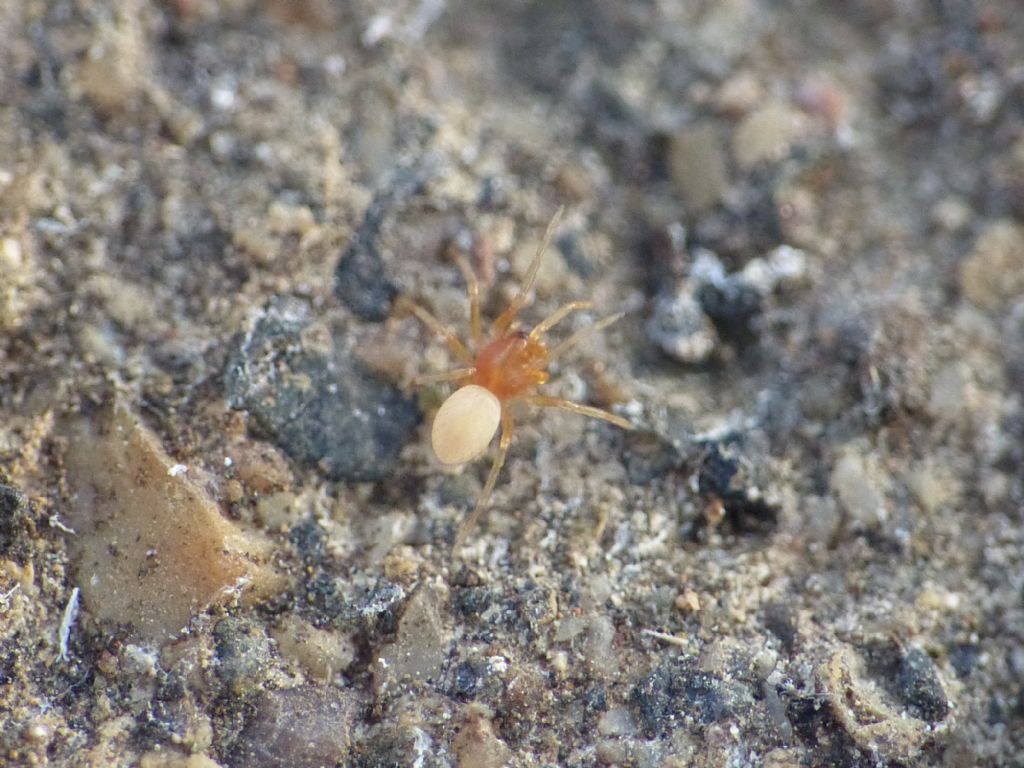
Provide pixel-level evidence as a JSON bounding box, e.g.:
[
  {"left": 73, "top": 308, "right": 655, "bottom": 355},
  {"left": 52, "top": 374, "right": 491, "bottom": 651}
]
[
  {"left": 374, "top": 584, "right": 450, "bottom": 693},
  {"left": 647, "top": 284, "right": 719, "bottom": 364},
  {"left": 732, "top": 101, "right": 803, "bottom": 169},
  {"left": 226, "top": 687, "right": 357, "bottom": 768},
  {"left": 959, "top": 220, "right": 1024, "bottom": 310},
  {"left": 668, "top": 122, "right": 729, "bottom": 213}
]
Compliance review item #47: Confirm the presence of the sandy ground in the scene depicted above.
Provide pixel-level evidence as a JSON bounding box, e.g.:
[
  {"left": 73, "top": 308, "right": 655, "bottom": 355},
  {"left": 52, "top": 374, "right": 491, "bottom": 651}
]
[{"left": 1, "top": 1, "right": 1023, "bottom": 766}]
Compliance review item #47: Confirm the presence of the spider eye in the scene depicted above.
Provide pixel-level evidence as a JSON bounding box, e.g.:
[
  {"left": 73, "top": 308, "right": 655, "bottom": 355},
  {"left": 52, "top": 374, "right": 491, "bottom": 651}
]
[{"left": 431, "top": 385, "right": 501, "bottom": 465}]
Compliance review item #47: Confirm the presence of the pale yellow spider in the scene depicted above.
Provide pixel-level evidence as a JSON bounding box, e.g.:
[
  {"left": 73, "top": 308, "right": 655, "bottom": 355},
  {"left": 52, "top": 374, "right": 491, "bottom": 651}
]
[{"left": 406, "top": 209, "right": 633, "bottom": 549}]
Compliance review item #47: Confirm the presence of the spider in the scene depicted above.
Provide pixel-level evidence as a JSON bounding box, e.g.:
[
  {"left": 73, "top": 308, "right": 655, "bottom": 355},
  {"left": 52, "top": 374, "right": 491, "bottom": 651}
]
[{"left": 403, "top": 208, "right": 633, "bottom": 549}]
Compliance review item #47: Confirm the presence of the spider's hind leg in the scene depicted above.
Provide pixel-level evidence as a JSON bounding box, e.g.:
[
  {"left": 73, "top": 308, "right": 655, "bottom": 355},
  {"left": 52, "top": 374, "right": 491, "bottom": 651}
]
[
  {"left": 453, "top": 409, "right": 514, "bottom": 553},
  {"left": 523, "top": 394, "right": 633, "bottom": 430}
]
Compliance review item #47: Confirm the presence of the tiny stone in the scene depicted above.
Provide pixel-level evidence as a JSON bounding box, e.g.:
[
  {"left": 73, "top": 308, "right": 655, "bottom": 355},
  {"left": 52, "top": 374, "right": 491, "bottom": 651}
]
[
  {"left": 668, "top": 122, "right": 729, "bottom": 213},
  {"left": 732, "top": 101, "right": 803, "bottom": 169},
  {"left": 831, "top": 446, "right": 888, "bottom": 527},
  {"left": 267, "top": 201, "right": 315, "bottom": 236},
  {"left": 335, "top": 237, "right": 399, "bottom": 321},
  {"left": 931, "top": 197, "right": 972, "bottom": 233},
  {"left": 374, "top": 584, "right": 450, "bottom": 693},
  {"left": 647, "top": 284, "right": 719, "bottom": 363},
  {"left": 927, "top": 361, "right": 975, "bottom": 421},
  {"left": 214, "top": 618, "right": 273, "bottom": 696},
  {"left": 906, "top": 460, "right": 960, "bottom": 514},
  {"left": 226, "top": 687, "right": 358, "bottom": 768},
  {"left": 271, "top": 615, "right": 356, "bottom": 681},
  {"left": 894, "top": 648, "right": 949, "bottom": 722},
  {"left": 948, "top": 643, "right": 982, "bottom": 678},
  {"left": 453, "top": 712, "right": 512, "bottom": 768},
  {"left": 597, "top": 706, "right": 637, "bottom": 737},
  {"left": 740, "top": 245, "right": 808, "bottom": 294},
  {"left": 800, "top": 495, "right": 841, "bottom": 544},
  {"left": 334, "top": 165, "right": 437, "bottom": 320},
  {"left": 713, "top": 71, "right": 762, "bottom": 116},
  {"left": 675, "top": 590, "right": 701, "bottom": 612},
  {"left": 634, "top": 659, "right": 736, "bottom": 737},
  {"left": 695, "top": 276, "right": 763, "bottom": 344},
  {"left": 231, "top": 440, "right": 294, "bottom": 496},
  {"left": 959, "top": 220, "right": 1024, "bottom": 310},
  {"left": 583, "top": 615, "right": 617, "bottom": 678},
  {"left": 64, "top": 407, "right": 274, "bottom": 643}
]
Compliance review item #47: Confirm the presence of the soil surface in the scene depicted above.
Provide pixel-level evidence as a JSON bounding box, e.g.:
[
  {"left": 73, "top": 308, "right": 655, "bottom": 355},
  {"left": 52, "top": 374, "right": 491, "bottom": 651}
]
[{"left": 2, "top": 1, "right": 1023, "bottom": 766}]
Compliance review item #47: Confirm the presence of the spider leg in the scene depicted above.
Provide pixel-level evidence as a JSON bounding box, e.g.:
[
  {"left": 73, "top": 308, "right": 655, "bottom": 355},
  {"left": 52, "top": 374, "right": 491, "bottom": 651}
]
[
  {"left": 528, "top": 300, "right": 594, "bottom": 341},
  {"left": 397, "top": 297, "right": 475, "bottom": 367},
  {"left": 452, "top": 254, "right": 483, "bottom": 348},
  {"left": 413, "top": 367, "right": 476, "bottom": 386},
  {"left": 453, "top": 409, "right": 514, "bottom": 552},
  {"left": 522, "top": 394, "right": 633, "bottom": 430},
  {"left": 492, "top": 206, "right": 565, "bottom": 335},
  {"left": 547, "top": 312, "right": 625, "bottom": 362}
]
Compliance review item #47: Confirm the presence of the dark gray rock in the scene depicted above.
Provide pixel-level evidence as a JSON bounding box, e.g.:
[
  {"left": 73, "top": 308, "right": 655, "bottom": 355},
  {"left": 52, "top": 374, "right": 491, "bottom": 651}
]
[
  {"left": 696, "top": 278, "right": 763, "bottom": 346},
  {"left": 334, "top": 234, "right": 398, "bottom": 322},
  {"left": 453, "top": 586, "right": 494, "bottom": 618},
  {"left": 450, "top": 659, "right": 486, "bottom": 700},
  {"left": 334, "top": 164, "right": 436, "bottom": 321},
  {"left": 225, "top": 298, "right": 421, "bottom": 482},
  {"left": 633, "top": 657, "right": 749, "bottom": 736},
  {"left": 895, "top": 648, "right": 950, "bottom": 722},
  {"left": 863, "top": 642, "right": 950, "bottom": 724}
]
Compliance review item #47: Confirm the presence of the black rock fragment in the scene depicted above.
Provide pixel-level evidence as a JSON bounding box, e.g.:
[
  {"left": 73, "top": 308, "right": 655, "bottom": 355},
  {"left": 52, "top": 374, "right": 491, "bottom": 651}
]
[
  {"left": 288, "top": 517, "right": 327, "bottom": 564},
  {"left": 451, "top": 659, "right": 486, "bottom": 700},
  {"left": 334, "top": 164, "right": 435, "bottom": 321},
  {"left": 0, "top": 484, "right": 34, "bottom": 564},
  {"left": 444, "top": 655, "right": 506, "bottom": 704},
  {"left": 894, "top": 648, "right": 950, "bottom": 722},
  {"left": 633, "top": 657, "right": 738, "bottom": 737},
  {"left": 351, "top": 581, "right": 406, "bottom": 636},
  {"left": 302, "top": 570, "right": 346, "bottom": 624},
  {"left": 453, "top": 586, "right": 494, "bottom": 618},
  {"left": 697, "top": 443, "right": 740, "bottom": 497},
  {"left": 763, "top": 601, "right": 799, "bottom": 655},
  {"left": 694, "top": 441, "right": 779, "bottom": 537},
  {"left": 865, "top": 642, "right": 950, "bottom": 723},
  {"left": 696, "top": 278, "right": 763, "bottom": 346},
  {"left": 335, "top": 236, "right": 398, "bottom": 322},
  {"left": 225, "top": 298, "right": 421, "bottom": 482}
]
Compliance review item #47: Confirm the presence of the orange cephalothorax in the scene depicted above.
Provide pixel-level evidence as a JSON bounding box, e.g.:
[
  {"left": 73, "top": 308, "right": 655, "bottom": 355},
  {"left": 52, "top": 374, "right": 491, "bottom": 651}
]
[{"left": 472, "top": 332, "right": 550, "bottom": 401}]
